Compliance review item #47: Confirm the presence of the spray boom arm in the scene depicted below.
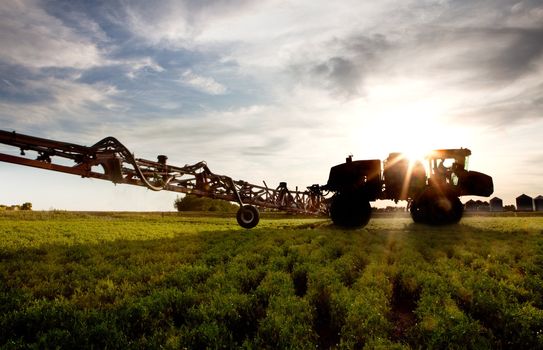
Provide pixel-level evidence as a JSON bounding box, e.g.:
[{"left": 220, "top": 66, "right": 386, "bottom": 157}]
[{"left": 0, "top": 130, "right": 328, "bottom": 228}]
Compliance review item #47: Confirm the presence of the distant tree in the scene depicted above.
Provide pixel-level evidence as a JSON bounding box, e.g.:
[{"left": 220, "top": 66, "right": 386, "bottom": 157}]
[
  {"left": 174, "top": 195, "right": 238, "bottom": 212},
  {"left": 503, "top": 205, "right": 516, "bottom": 212},
  {"left": 477, "top": 201, "right": 490, "bottom": 211},
  {"left": 21, "top": 202, "right": 32, "bottom": 211},
  {"left": 372, "top": 206, "right": 406, "bottom": 212}
]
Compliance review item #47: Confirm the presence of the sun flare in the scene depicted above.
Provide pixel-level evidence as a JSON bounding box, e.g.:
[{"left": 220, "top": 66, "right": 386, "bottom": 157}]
[{"left": 354, "top": 96, "right": 475, "bottom": 165}]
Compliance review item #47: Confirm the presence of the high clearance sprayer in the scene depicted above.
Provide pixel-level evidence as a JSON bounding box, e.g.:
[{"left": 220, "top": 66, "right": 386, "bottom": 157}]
[{"left": 0, "top": 130, "right": 493, "bottom": 228}]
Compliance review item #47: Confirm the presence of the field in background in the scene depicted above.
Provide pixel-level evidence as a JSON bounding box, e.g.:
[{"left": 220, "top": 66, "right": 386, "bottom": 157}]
[{"left": 1, "top": 212, "right": 542, "bottom": 349}]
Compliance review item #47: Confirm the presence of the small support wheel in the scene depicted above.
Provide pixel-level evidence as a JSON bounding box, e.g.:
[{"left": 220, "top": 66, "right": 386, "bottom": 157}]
[{"left": 236, "top": 205, "right": 260, "bottom": 229}]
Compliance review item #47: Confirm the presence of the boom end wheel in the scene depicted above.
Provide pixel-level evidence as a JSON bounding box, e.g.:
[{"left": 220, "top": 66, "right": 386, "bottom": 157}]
[{"left": 236, "top": 205, "right": 260, "bottom": 229}]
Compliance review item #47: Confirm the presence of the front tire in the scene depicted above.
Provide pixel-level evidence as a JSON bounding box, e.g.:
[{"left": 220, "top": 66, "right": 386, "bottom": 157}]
[
  {"left": 330, "top": 192, "right": 372, "bottom": 228},
  {"left": 236, "top": 205, "right": 260, "bottom": 229}
]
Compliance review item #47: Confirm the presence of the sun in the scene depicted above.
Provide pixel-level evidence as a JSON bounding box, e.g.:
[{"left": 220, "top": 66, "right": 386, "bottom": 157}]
[
  {"left": 401, "top": 144, "right": 429, "bottom": 164},
  {"left": 348, "top": 84, "right": 476, "bottom": 168},
  {"left": 373, "top": 116, "right": 442, "bottom": 165}
]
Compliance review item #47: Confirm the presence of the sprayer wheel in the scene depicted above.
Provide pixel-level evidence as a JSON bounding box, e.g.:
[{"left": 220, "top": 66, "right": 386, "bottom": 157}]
[{"left": 236, "top": 205, "right": 260, "bottom": 229}]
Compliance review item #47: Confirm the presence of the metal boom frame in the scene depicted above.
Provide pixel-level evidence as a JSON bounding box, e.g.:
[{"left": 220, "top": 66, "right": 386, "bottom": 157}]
[{"left": 0, "top": 130, "right": 328, "bottom": 226}]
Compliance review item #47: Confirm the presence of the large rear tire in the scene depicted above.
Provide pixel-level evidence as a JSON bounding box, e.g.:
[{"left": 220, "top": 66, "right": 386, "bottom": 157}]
[
  {"left": 330, "top": 192, "right": 372, "bottom": 228},
  {"left": 236, "top": 205, "right": 260, "bottom": 229},
  {"left": 427, "top": 195, "right": 453, "bottom": 225},
  {"left": 448, "top": 196, "right": 464, "bottom": 224},
  {"left": 411, "top": 190, "right": 463, "bottom": 225},
  {"left": 409, "top": 200, "right": 426, "bottom": 223}
]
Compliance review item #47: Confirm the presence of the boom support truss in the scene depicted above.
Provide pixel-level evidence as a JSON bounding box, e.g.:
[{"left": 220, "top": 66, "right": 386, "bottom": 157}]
[{"left": 0, "top": 130, "right": 328, "bottom": 227}]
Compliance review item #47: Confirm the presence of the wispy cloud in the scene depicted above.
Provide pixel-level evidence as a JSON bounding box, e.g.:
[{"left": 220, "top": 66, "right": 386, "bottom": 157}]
[
  {"left": 117, "top": 0, "right": 257, "bottom": 47},
  {"left": 180, "top": 70, "right": 227, "bottom": 95},
  {"left": 0, "top": 0, "right": 105, "bottom": 69},
  {"left": 0, "top": 75, "right": 120, "bottom": 134},
  {"left": 125, "top": 57, "right": 165, "bottom": 79},
  {"left": 288, "top": 34, "right": 390, "bottom": 98}
]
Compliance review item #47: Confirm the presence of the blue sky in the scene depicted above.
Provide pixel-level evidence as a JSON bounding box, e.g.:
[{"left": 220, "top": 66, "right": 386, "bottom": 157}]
[{"left": 1, "top": 0, "right": 542, "bottom": 210}]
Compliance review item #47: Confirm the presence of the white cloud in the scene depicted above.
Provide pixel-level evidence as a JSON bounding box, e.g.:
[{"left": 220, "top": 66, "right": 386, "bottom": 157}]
[
  {"left": 180, "top": 70, "right": 227, "bottom": 95},
  {"left": 125, "top": 57, "right": 165, "bottom": 79},
  {"left": 508, "top": 1, "right": 543, "bottom": 27},
  {"left": 117, "top": 0, "right": 258, "bottom": 47},
  {"left": 0, "top": 0, "right": 105, "bottom": 69},
  {"left": 0, "top": 77, "right": 120, "bottom": 131},
  {"left": 120, "top": 0, "right": 192, "bottom": 46},
  {"left": 41, "top": 78, "right": 120, "bottom": 111}
]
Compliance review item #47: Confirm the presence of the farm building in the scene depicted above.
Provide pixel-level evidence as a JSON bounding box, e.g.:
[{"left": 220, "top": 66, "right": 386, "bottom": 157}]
[
  {"left": 535, "top": 195, "right": 543, "bottom": 211},
  {"left": 516, "top": 194, "right": 534, "bottom": 211},
  {"left": 489, "top": 197, "right": 503, "bottom": 212}
]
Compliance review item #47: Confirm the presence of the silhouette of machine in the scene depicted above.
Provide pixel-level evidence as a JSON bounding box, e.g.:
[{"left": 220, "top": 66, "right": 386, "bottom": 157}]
[
  {"left": 0, "top": 130, "right": 493, "bottom": 228},
  {"left": 324, "top": 149, "right": 493, "bottom": 227}
]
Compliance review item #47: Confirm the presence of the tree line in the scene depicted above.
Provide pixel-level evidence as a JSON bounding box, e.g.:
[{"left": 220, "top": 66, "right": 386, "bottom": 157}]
[
  {"left": 0, "top": 202, "right": 32, "bottom": 211},
  {"left": 174, "top": 195, "right": 238, "bottom": 212}
]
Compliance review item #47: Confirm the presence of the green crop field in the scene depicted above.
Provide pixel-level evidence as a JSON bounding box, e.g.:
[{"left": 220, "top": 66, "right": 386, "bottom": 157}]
[{"left": 1, "top": 212, "right": 542, "bottom": 349}]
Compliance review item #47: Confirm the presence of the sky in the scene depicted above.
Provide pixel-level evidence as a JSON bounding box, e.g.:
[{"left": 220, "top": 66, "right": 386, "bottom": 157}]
[{"left": 0, "top": 0, "right": 542, "bottom": 211}]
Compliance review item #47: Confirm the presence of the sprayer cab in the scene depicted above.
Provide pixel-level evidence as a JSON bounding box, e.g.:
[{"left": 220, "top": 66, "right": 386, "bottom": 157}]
[{"left": 425, "top": 148, "right": 493, "bottom": 197}]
